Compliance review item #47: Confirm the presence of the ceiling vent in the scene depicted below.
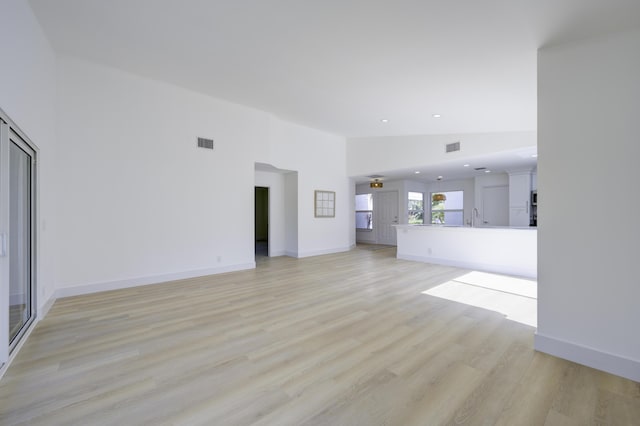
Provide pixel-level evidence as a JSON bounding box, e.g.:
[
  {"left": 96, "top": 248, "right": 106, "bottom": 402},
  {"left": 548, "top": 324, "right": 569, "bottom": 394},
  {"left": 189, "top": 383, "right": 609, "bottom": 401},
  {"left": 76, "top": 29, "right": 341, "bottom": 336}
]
[
  {"left": 445, "top": 141, "right": 460, "bottom": 153},
  {"left": 474, "top": 167, "right": 487, "bottom": 171},
  {"left": 367, "top": 174, "right": 385, "bottom": 179},
  {"left": 197, "top": 137, "right": 214, "bottom": 150}
]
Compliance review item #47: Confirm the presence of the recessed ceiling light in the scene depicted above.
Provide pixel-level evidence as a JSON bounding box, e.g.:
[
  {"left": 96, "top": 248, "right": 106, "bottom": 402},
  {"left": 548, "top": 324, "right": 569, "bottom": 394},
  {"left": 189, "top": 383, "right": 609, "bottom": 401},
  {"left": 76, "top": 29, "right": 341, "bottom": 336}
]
[
  {"left": 531, "top": 154, "right": 538, "bottom": 158},
  {"left": 380, "top": 118, "right": 389, "bottom": 123},
  {"left": 432, "top": 114, "right": 441, "bottom": 118},
  {"left": 414, "top": 171, "right": 420, "bottom": 174},
  {"left": 463, "top": 164, "right": 470, "bottom": 167},
  {"left": 437, "top": 175, "right": 443, "bottom": 180},
  {"left": 485, "top": 170, "right": 491, "bottom": 173}
]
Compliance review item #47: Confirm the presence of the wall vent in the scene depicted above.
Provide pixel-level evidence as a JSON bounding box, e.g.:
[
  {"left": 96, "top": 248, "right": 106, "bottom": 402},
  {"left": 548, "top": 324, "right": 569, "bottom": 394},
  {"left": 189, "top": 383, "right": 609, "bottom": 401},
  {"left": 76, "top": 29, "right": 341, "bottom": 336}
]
[
  {"left": 445, "top": 141, "right": 460, "bottom": 153},
  {"left": 197, "top": 137, "right": 214, "bottom": 150}
]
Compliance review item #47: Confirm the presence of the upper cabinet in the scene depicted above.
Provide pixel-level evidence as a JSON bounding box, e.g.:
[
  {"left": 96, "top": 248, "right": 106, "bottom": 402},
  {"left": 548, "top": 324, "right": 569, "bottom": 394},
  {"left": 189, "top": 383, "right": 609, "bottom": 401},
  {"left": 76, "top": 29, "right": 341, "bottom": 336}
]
[{"left": 508, "top": 171, "right": 532, "bottom": 227}]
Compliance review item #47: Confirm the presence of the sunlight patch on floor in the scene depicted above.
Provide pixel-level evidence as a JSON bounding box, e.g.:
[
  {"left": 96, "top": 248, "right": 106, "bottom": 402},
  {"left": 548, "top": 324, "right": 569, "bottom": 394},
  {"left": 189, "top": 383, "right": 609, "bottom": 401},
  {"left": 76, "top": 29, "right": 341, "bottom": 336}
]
[{"left": 422, "top": 271, "right": 537, "bottom": 327}]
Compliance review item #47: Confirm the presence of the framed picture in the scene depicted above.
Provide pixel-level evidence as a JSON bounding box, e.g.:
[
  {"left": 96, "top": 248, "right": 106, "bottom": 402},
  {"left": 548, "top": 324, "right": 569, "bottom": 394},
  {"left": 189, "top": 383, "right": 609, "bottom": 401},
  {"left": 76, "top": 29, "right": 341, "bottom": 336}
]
[{"left": 314, "top": 190, "right": 335, "bottom": 218}]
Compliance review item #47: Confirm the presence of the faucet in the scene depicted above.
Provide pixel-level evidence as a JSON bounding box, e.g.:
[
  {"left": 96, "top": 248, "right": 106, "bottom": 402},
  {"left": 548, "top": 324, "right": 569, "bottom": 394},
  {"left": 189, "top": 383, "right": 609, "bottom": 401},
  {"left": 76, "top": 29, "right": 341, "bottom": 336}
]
[{"left": 471, "top": 208, "right": 479, "bottom": 227}]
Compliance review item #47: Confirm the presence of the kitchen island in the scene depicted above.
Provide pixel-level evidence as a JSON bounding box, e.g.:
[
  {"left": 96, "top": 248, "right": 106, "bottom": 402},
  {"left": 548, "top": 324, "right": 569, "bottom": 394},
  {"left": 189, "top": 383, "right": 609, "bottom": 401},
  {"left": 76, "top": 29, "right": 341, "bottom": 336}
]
[{"left": 394, "top": 224, "right": 537, "bottom": 278}]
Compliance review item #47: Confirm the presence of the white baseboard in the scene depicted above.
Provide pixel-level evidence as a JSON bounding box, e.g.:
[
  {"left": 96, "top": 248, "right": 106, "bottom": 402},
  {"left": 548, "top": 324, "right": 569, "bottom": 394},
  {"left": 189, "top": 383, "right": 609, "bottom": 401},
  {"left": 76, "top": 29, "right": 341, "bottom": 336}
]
[
  {"left": 295, "top": 246, "right": 352, "bottom": 259},
  {"left": 268, "top": 250, "right": 287, "bottom": 257},
  {"left": 534, "top": 332, "right": 640, "bottom": 382},
  {"left": 39, "top": 294, "right": 56, "bottom": 319},
  {"left": 284, "top": 250, "right": 298, "bottom": 258},
  {"left": 397, "top": 253, "right": 537, "bottom": 279},
  {"left": 55, "top": 262, "right": 256, "bottom": 299}
]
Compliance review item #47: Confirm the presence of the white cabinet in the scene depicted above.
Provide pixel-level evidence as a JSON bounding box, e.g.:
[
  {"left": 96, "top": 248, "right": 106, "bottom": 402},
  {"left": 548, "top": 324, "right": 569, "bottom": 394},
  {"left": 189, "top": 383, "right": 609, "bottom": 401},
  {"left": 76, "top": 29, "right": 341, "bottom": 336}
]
[{"left": 509, "top": 171, "right": 532, "bottom": 227}]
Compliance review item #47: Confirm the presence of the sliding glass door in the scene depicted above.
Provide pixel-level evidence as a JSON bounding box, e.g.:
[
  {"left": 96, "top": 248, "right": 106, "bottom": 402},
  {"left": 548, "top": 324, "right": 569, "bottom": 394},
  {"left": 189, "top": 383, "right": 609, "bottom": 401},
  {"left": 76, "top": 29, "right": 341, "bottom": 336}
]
[
  {"left": 8, "top": 133, "right": 35, "bottom": 347},
  {"left": 1, "top": 111, "right": 37, "bottom": 366}
]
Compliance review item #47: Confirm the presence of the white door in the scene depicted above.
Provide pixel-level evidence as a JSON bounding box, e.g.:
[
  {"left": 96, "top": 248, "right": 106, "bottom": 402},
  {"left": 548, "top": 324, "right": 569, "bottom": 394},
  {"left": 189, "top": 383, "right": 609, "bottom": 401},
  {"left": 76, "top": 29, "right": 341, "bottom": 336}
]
[
  {"left": 376, "top": 191, "right": 399, "bottom": 245},
  {"left": 482, "top": 185, "right": 509, "bottom": 227}
]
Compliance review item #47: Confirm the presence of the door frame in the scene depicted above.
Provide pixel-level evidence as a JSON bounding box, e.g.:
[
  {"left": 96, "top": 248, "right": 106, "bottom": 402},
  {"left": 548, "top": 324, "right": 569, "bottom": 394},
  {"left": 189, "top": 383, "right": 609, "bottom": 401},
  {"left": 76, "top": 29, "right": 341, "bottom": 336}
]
[
  {"left": 254, "top": 186, "right": 269, "bottom": 257},
  {"left": 0, "top": 108, "right": 38, "bottom": 365}
]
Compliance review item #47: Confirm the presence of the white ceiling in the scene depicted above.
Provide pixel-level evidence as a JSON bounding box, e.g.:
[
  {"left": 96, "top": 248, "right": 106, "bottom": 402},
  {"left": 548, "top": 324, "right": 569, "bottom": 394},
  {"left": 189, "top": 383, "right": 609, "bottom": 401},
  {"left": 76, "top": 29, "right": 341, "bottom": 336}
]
[
  {"left": 362, "top": 146, "right": 538, "bottom": 184},
  {"left": 28, "top": 0, "right": 640, "bottom": 180}
]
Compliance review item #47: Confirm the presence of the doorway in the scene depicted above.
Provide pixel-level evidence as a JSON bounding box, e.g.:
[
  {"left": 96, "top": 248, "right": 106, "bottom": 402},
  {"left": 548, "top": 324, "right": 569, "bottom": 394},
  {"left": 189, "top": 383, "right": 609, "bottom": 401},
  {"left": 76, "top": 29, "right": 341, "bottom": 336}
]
[
  {"left": 1, "top": 111, "right": 37, "bottom": 366},
  {"left": 376, "top": 190, "right": 399, "bottom": 245},
  {"left": 482, "top": 185, "right": 509, "bottom": 226},
  {"left": 255, "top": 187, "right": 269, "bottom": 257}
]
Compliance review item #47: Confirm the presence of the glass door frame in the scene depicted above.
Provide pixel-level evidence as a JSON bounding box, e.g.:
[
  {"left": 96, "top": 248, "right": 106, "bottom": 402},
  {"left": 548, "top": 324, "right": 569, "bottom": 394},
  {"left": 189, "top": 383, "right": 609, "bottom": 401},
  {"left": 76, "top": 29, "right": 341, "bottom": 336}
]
[{"left": 0, "top": 109, "right": 38, "bottom": 365}]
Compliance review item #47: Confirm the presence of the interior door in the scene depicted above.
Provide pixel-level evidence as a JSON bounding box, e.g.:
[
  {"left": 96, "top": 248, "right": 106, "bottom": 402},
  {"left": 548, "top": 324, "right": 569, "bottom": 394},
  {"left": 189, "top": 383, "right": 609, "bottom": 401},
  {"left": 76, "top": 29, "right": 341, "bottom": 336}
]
[
  {"left": 376, "top": 190, "right": 399, "bottom": 245},
  {"left": 482, "top": 185, "right": 509, "bottom": 226}
]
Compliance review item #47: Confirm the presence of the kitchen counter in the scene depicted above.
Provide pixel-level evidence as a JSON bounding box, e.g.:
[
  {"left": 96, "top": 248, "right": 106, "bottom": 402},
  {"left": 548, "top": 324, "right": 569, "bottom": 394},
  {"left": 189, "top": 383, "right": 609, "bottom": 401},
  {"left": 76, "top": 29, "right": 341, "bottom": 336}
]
[{"left": 394, "top": 224, "right": 537, "bottom": 278}]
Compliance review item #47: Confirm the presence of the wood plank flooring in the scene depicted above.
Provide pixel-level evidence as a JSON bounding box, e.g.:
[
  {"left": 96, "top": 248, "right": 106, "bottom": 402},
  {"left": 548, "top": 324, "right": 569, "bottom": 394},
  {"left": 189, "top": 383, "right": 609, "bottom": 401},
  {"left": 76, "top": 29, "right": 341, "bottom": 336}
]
[{"left": 1, "top": 246, "right": 639, "bottom": 425}]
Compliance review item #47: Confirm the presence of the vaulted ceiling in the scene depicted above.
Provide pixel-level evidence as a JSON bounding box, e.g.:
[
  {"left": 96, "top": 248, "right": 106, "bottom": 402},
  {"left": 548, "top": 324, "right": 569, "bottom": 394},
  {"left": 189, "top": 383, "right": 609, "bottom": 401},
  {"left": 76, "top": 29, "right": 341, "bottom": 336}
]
[{"left": 28, "top": 0, "right": 640, "bottom": 138}]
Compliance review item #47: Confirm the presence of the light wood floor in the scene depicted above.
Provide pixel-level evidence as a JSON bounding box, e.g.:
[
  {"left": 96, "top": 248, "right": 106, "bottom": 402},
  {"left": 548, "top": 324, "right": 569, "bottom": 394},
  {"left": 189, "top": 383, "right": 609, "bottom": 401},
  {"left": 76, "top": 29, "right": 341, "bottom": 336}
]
[{"left": 1, "top": 247, "right": 639, "bottom": 425}]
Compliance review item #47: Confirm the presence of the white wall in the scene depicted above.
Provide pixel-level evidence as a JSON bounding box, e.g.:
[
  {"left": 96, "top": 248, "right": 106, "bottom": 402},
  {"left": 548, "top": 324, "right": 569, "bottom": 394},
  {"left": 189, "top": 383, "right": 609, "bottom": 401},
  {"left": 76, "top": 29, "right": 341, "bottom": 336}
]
[
  {"left": 0, "top": 1, "right": 57, "bottom": 310},
  {"left": 284, "top": 172, "right": 299, "bottom": 256},
  {"left": 55, "top": 56, "right": 350, "bottom": 294},
  {"left": 264, "top": 119, "right": 352, "bottom": 257},
  {"left": 347, "top": 132, "right": 536, "bottom": 177},
  {"left": 55, "top": 57, "right": 263, "bottom": 291},
  {"left": 536, "top": 29, "right": 640, "bottom": 382},
  {"left": 396, "top": 225, "right": 537, "bottom": 279},
  {"left": 347, "top": 178, "right": 356, "bottom": 248}
]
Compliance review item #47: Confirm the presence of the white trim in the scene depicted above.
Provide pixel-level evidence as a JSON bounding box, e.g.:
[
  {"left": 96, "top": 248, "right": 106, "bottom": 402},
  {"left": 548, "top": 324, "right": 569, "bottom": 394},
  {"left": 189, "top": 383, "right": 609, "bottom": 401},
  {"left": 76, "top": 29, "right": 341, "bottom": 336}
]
[
  {"left": 0, "top": 284, "right": 52, "bottom": 379},
  {"left": 268, "top": 250, "right": 287, "bottom": 257},
  {"left": 397, "top": 253, "right": 537, "bottom": 279},
  {"left": 55, "top": 263, "right": 256, "bottom": 299},
  {"left": 39, "top": 294, "right": 56, "bottom": 319},
  {"left": 295, "top": 246, "right": 353, "bottom": 259},
  {"left": 284, "top": 250, "right": 298, "bottom": 258},
  {"left": 0, "top": 306, "right": 40, "bottom": 381},
  {"left": 534, "top": 332, "right": 640, "bottom": 382}
]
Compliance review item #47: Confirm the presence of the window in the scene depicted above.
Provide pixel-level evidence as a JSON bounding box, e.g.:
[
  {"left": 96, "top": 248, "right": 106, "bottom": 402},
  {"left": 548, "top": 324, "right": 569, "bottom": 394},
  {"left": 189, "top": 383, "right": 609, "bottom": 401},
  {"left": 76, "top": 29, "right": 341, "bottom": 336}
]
[
  {"left": 408, "top": 192, "right": 424, "bottom": 224},
  {"left": 355, "top": 194, "right": 373, "bottom": 230},
  {"left": 431, "top": 190, "right": 464, "bottom": 226}
]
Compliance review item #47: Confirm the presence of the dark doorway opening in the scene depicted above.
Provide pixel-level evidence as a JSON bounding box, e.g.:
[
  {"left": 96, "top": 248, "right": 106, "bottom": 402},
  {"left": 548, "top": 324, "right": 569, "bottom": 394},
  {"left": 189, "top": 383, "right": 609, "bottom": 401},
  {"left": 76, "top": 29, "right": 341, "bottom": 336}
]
[{"left": 255, "top": 186, "right": 269, "bottom": 257}]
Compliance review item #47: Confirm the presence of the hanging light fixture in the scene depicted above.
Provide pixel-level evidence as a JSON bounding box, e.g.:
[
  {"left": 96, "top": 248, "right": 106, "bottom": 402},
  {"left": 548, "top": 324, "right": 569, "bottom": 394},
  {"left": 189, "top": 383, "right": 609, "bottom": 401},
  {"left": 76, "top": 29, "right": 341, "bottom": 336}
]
[
  {"left": 432, "top": 175, "right": 446, "bottom": 202},
  {"left": 370, "top": 179, "right": 383, "bottom": 189}
]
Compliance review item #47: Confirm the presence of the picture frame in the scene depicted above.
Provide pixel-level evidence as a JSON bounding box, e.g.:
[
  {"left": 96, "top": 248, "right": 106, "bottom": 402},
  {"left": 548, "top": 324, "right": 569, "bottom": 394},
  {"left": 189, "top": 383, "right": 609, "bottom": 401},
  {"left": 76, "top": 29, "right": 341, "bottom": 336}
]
[{"left": 314, "top": 190, "right": 335, "bottom": 218}]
